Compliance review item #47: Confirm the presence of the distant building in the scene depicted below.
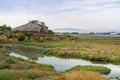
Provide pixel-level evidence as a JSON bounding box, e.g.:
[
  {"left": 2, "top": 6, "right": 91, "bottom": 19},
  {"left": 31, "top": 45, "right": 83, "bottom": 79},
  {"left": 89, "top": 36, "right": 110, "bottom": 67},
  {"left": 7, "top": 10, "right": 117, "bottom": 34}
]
[
  {"left": 110, "top": 32, "right": 117, "bottom": 35},
  {"left": 13, "top": 20, "right": 48, "bottom": 34}
]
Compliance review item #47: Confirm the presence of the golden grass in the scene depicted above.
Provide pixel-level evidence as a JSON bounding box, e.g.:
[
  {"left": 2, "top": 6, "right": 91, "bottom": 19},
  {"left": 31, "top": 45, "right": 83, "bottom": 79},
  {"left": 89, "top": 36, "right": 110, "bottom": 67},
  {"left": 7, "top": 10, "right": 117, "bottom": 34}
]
[
  {"left": 53, "top": 41, "right": 120, "bottom": 56},
  {"left": 53, "top": 71, "right": 108, "bottom": 80}
]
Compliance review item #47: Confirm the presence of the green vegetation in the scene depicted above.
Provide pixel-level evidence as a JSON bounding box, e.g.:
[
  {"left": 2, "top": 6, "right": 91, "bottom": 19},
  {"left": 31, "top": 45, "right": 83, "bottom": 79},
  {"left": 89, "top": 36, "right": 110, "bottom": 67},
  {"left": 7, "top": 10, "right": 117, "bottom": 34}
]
[
  {"left": 0, "top": 31, "right": 67, "bottom": 42},
  {"left": 0, "top": 24, "right": 11, "bottom": 31},
  {"left": 48, "top": 30, "right": 54, "bottom": 34},
  {"left": 74, "top": 34, "right": 120, "bottom": 45},
  {"left": 66, "top": 65, "right": 111, "bottom": 75},
  {"left": 0, "top": 34, "right": 120, "bottom": 64},
  {"left": 0, "top": 70, "right": 39, "bottom": 80},
  {"left": 1, "top": 33, "right": 119, "bottom": 64},
  {"left": 0, "top": 54, "right": 109, "bottom": 80},
  {"left": 0, "top": 32, "right": 120, "bottom": 80},
  {"left": 0, "top": 54, "right": 55, "bottom": 80},
  {"left": 0, "top": 55, "right": 109, "bottom": 80},
  {"left": 22, "top": 35, "right": 120, "bottom": 64},
  {"left": 0, "top": 54, "right": 54, "bottom": 70},
  {"left": 17, "top": 35, "right": 25, "bottom": 41}
]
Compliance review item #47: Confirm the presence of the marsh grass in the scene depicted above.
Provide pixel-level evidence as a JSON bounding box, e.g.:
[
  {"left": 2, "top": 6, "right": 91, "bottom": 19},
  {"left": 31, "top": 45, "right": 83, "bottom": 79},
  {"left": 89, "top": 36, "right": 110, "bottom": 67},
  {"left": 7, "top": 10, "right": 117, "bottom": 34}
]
[
  {"left": 66, "top": 65, "right": 111, "bottom": 75},
  {"left": 0, "top": 34, "right": 119, "bottom": 80},
  {"left": 0, "top": 55, "right": 54, "bottom": 70},
  {"left": 35, "top": 35, "right": 120, "bottom": 64},
  {"left": 0, "top": 70, "right": 39, "bottom": 80},
  {"left": 1, "top": 34, "right": 120, "bottom": 64},
  {"left": 53, "top": 71, "right": 108, "bottom": 80},
  {"left": 0, "top": 54, "right": 56, "bottom": 80}
]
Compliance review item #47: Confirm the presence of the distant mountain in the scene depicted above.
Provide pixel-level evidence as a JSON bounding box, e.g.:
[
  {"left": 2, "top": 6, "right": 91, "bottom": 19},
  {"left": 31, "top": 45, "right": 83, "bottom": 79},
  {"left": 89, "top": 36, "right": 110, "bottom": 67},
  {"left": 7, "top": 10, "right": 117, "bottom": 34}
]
[
  {"left": 114, "top": 30, "right": 120, "bottom": 33},
  {"left": 53, "top": 28, "right": 88, "bottom": 33},
  {"left": 108, "top": 30, "right": 120, "bottom": 33}
]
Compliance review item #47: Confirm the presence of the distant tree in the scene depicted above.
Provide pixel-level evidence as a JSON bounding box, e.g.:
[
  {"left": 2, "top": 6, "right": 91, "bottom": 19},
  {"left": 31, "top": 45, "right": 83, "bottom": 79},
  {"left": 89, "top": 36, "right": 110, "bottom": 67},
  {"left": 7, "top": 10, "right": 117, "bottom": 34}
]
[
  {"left": 48, "top": 30, "right": 54, "bottom": 34},
  {"left": 0, "top": 24, "right": 11, "bottom": 31},
  {"left": 17, "top": 35, "right": 25, "bottom": 41}
]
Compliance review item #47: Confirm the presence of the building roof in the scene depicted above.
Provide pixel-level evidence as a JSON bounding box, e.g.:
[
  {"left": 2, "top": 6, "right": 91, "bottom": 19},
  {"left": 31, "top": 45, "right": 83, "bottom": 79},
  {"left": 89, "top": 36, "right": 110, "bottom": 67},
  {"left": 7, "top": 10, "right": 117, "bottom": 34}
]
[{"left": 13, "top": 20, "right": 48, "bottom": 32}]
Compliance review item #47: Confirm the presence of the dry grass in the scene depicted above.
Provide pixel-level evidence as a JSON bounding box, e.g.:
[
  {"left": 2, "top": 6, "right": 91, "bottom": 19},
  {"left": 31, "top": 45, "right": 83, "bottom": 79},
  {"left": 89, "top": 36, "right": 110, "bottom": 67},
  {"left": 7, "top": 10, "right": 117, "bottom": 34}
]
[
  {"left": 42, "top": 40, "right": 120, "bottom": 64},
  {"left": 52, "top": 41, "right": 120, "bottom": 56},
  {"left": 53, "top": 71, "right": 108, "bottom": 80}
]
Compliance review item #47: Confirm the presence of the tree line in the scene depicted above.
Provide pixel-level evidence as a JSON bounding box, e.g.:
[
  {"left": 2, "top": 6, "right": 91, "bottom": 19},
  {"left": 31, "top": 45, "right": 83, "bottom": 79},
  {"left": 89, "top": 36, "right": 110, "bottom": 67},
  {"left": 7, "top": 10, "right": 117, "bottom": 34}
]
[{"left": 0, "top": 24, "right": 11, "bottom": 31}]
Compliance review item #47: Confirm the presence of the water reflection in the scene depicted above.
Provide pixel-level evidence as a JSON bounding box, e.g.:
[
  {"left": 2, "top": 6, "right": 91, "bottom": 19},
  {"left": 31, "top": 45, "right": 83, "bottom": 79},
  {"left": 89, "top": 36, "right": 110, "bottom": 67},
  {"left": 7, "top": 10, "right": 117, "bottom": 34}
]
[{"left": 0, "top": 46, "right": 43, "bottom": 60}]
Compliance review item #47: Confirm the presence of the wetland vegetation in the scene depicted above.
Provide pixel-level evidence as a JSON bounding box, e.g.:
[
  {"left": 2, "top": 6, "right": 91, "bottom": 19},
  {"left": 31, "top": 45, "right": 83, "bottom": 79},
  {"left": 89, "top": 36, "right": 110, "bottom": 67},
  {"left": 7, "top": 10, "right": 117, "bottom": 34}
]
[{"left": 0, "top": 29, "right": 120, "bottom": 80}]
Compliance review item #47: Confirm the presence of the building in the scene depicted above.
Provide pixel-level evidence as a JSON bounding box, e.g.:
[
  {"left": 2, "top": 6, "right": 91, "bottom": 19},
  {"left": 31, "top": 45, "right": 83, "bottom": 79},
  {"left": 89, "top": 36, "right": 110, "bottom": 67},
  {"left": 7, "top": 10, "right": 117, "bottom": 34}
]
[{"left": 13, "top": 20, "right": 48, "bottom": 34}]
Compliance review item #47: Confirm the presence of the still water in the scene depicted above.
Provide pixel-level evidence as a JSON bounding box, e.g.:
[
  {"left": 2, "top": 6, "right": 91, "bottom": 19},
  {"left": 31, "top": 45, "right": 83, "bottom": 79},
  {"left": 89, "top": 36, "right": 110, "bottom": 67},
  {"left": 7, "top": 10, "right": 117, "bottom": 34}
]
[{"left": 0, "top": 46, "right": 120, "bottom": 78}]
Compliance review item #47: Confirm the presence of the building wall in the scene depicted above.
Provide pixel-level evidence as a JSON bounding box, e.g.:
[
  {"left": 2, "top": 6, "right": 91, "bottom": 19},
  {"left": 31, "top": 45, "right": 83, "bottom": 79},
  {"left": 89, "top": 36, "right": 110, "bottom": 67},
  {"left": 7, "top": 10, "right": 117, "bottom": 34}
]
[{"left": 40, "top": 26, "right": 48, "bottom": 34}]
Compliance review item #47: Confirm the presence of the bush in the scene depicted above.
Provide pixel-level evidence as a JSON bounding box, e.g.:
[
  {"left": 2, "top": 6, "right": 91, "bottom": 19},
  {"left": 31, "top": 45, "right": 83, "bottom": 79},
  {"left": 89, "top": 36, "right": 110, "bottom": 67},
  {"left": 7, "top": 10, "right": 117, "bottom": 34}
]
[
  {"left": 48, "top": 30, "right": 54, "bottom": 34},
  {"left": 17, "top": 35, "right": 25, "bottom": 41},
  {"left": 0, "top": 24, "right": 11, "bottom": 31}
]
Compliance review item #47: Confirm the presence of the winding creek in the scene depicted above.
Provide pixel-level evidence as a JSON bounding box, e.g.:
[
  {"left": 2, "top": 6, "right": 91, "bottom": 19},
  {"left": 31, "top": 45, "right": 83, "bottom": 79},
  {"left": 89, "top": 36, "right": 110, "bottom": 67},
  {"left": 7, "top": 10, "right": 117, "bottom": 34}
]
[{"left": 0, "top": 46, "right": 120, "bottom": 78}]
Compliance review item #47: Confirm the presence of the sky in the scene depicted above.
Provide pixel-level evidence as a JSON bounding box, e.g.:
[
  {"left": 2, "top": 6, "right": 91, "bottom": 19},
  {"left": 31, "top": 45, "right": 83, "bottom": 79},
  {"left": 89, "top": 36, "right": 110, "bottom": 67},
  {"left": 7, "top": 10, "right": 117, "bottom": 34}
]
[{"left": 0, "top": 0, "right": 120, "bottom": 32}]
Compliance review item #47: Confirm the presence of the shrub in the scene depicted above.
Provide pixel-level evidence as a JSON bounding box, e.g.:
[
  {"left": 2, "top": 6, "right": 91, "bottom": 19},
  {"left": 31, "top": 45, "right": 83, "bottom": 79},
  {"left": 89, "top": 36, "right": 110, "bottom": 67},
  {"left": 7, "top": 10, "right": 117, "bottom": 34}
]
[
  {"left": 17, "top": 35, "right": 25, "bottom": 41},
  {"left": 0, "top": 24, "right": 11, "bottom": 31},
  {"left": 48, "top": 30, "right": 54, "bottom": 34}
]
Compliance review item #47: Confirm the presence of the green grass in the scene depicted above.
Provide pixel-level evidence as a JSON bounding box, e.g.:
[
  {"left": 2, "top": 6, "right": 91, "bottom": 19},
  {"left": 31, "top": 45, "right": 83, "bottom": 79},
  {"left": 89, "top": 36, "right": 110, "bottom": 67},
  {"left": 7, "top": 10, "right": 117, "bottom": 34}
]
[
  {"left": 13, "top": 35, "right": 120, "bottom": 64},
  {"left": 0, "top": 70, "right": 39, "bottom": 80},
  {"left": 44, "top": 49, "right": 89, "bottom": 59},
  {"left": 3, "top": 34, "right": 118, "bottom": 64},
  {"left": 44, "top": 49, "right": 120, "bottom": 64},
  {"left": 0, "top": 54, "right": 109, "bottom": 80},
  {"left": 0, "top": 54, "right": 56, "bottom": 80},
  {"left": 1, "top": 34, "right": 120, "bottom": 64},
  {"left": 66, "top": 65, "right": 111, "bottom": 75},
  {"left": 74, "top": 34, "right": 120, "bottom": 45},
  {"left": 0, "top": 54, "right": 54, "bottom": 70}
]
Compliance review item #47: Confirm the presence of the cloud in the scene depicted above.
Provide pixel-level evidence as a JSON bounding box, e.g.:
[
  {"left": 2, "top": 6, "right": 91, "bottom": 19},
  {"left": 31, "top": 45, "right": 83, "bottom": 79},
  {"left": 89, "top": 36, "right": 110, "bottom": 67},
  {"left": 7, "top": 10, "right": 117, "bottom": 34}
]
[
  {"left": 0, "top": 12, "right": 46, "bottom": 27},
  {"left": 0, "top": 0, "right": 120, "bottom": 32},
  {"left": 0, "top": 0, "right": 120, "bottom": 14}
]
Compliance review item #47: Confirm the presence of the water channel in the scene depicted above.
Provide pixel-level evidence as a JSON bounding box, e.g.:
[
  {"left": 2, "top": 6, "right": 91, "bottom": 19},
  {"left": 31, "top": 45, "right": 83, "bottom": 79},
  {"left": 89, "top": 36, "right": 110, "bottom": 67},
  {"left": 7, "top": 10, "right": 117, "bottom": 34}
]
[{"left": 0, "top": 46, "right": 120, "bottom": 78}]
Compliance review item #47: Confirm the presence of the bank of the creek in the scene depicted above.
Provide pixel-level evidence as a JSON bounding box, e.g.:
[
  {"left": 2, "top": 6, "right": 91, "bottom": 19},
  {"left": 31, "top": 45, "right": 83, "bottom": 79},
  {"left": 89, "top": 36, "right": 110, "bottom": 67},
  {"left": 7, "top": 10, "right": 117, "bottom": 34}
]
[{"left": 0, "top": 45, "right": 120, "bottom": 79}]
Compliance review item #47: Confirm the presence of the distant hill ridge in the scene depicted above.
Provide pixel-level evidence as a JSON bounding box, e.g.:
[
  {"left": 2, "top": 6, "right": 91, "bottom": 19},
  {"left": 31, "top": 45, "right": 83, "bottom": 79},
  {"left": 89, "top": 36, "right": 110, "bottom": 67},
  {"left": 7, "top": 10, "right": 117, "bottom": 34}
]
[{"left": 53, "top": 28, "right": 87, "bottom": 33}]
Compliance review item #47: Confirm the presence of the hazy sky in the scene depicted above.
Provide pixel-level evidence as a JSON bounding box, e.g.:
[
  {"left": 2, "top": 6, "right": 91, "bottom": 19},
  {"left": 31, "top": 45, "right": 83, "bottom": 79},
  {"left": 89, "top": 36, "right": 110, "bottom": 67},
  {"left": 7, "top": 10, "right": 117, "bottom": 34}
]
[{"left": 0, "top": 0, "right": 120, "bottom": 32}]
